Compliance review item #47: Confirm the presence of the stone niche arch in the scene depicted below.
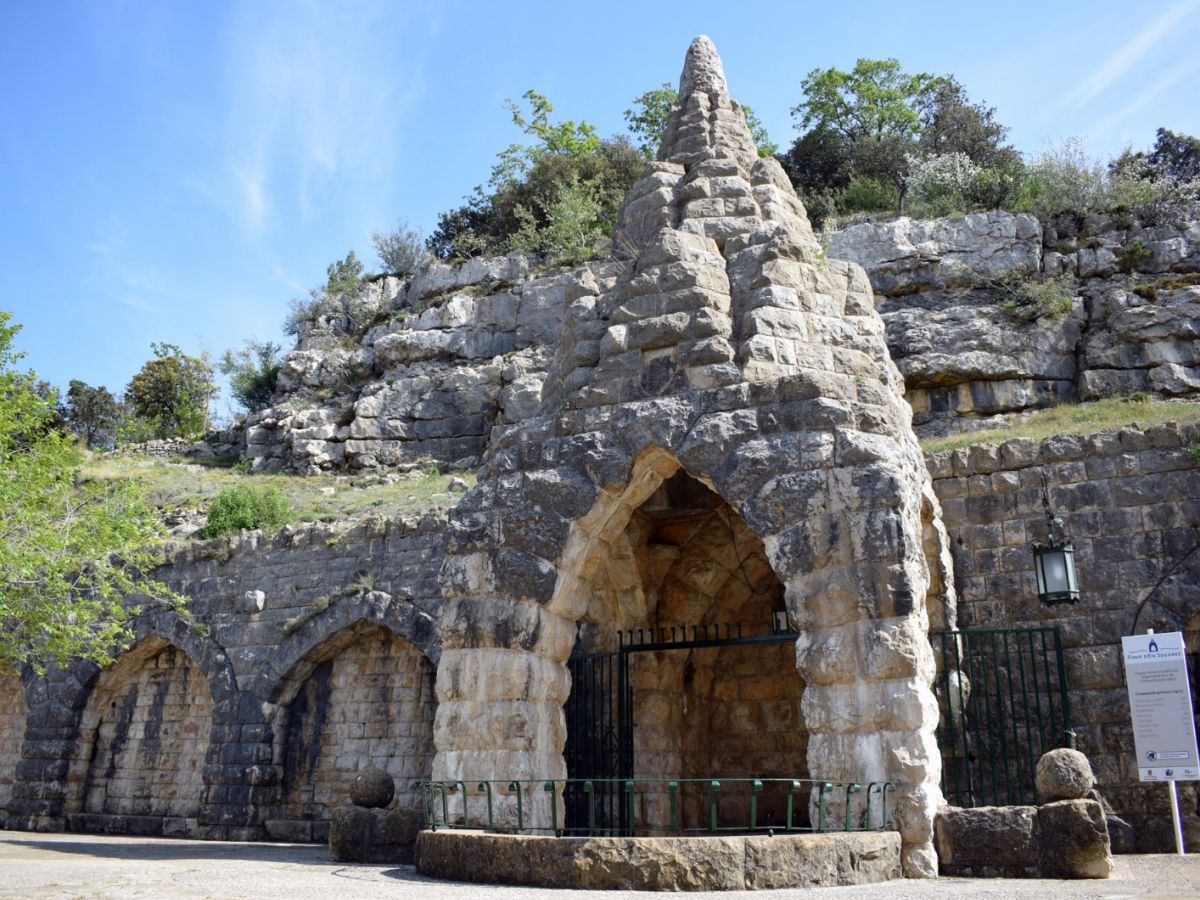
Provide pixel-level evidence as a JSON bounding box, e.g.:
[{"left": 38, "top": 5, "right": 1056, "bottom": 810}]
[
  {"left": 565, "top": 453, "right": 809, "bottom": 828},
  {"left": 0, "top": 670, "right": 27, "bottom": 827},
  {"left": 63, "top": 635, "right": 215, "bottom": 834},
  {"left": 266, "top": 618, "right": 436, "bottom": 842}
]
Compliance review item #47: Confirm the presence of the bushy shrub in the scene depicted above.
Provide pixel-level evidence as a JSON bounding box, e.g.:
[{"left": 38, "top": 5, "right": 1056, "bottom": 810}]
[
  {"left": 372, "top": 220, "right": 429, "bottom": 277},
  {"left": 199, "top": 484, "right": 290, "bottom": 538},
  {"left": 905, "top": 152, "right": 980, "bottom": 216},
  {"left": 1015, "top": 138, "right": 1157, "bottom": 216},
  {"left": 987, "top": 273, "right": 1078, "bottom": 322},
  {"left": 836, "top": 176, "right": 900, "bottom": 214}
]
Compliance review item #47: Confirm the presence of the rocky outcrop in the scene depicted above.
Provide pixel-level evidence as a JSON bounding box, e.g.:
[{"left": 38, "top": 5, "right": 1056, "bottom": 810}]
[
  {"left": 829, "top": 205, "right": 1200, "bottom": 435},
  {"left": 245, "top": 258, "right": 623, "bottom": 473}
]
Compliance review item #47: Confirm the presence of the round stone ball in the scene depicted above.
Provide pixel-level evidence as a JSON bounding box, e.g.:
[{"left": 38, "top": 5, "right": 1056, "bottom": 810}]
[
  {"left": 1036, "top": 748, "right": 1094, "bottom": 801},
  {"left": 350, "top": 767, "right": 395, "bottom": 809}
]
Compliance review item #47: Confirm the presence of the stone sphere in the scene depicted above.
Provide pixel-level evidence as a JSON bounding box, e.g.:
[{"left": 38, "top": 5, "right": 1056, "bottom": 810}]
[
  {"left": 350, "top": 767, "right": 395, "bottom": 809},
  {"left": 1036, "top": 748, "right": 1094, "bottom": 801}
]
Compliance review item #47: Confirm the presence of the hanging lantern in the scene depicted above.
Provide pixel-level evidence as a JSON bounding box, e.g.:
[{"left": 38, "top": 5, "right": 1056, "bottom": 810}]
[
  {"left": 1031, "top": 472, "right": 1079, "bottom": 606},
  {"left": 772, "top": 604, "right": 793, "bottom": 635},
  {"left": 1031, "top": 535, "right": 1079, "bottom": 606}
]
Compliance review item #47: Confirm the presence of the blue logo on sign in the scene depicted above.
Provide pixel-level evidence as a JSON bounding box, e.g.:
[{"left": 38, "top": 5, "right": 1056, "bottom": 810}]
[
  {"left": 1166, "top": 769, "right": 1175, "bottom": 777},
  {"left": 1147, "top": 751, "right": 1158, "bottom": 761},
  {"left": 1148, "top": 638, "right": 1159, "bottom": 653}
]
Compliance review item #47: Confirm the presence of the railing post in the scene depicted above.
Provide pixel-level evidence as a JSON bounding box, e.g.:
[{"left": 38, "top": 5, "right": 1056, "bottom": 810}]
[
  {"left": 440, "top": 782, "right": 450, "bottom": 829},
  {"left": 508, "top": 781, "right": 523, "bottom": 832},
  {"left": 584, "top": 780, "right": 595, "bottom": 836},
  {"left": 667, "top": 780, "right": 679, "bottom": 833},
  {"left": 709, "top": 780, "right": 720, "bottom": 833},
  {"left": 478, "top": 781, "right": 494, "bottom": 832},
  {"left": 624, "top": 781, "right": 635, "bottom": 835},
  {"left": 844, "top": 783, "right": 861, "bottom": 831},
  {"left": 545, "top": 780, "right": 559, "bottom": 836},
  {"left": 816, "top": 782, "right": 833, "bottom": 832},
  {"left": 786, "top": 780, "right": 801, "bottom": 831},
  {"left": 750, "top": 779, "right": 763, "bottom": 830}
]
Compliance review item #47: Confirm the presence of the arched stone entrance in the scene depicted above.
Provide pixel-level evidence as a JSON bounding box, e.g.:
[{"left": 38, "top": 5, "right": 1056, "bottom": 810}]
[
  {"left": 268, "top": 620, "right": 435, "bottom": 842},
  {"left": 563, "top": 463, "right": 809, "bottom": 830},
  {"left": 0, "top": 672, "right": 26, "bottom": 827},
  {"left": 63, "top": 636, "right": 214, "bottom": 833}
]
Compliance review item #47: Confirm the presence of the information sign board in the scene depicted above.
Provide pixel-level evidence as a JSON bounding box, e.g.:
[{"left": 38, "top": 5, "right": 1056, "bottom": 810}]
[{"left": 1122, "top": 631, "right": 1199, "bottom": 782}]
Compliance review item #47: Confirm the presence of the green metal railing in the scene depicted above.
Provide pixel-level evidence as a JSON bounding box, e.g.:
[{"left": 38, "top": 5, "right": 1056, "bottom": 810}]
[
  {"left": 418, "top": 777, "right": 895, "bottom": 837},
  {"left": 931, "top": 626, "right": 1074, "bottom": 808}
]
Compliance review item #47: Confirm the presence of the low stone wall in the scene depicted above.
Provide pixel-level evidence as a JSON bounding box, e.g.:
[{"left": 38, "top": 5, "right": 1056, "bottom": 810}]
[
  {"left": 927, "top": 419, "right": 1200, "bottom": 849},
  {"left": 414, "top": 829, "right": 901, "bottom": 891}
]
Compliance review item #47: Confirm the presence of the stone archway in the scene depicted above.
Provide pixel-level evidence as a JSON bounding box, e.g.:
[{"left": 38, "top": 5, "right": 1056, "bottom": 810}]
[
  {"left": 564, "top": 463, "right": 809, "bottom": 829},
  {"left": 0, "top": 671, "right": 26, "bottom": 827},
  {"left": 63, "top": 636, "right": 214, "bottom": 833},
  {"left": 267, "top": 620, "right": 435, "bottom": 842}
]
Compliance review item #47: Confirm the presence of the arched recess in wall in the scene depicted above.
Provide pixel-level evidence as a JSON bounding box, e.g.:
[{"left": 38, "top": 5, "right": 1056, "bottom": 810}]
[
  {"left": 556, "top": 448, "right": 809, "bottom": 830},
  {"left": 62, "top": 635, "right": 215, "bottom": 832},
  {"left": 266, "top": 618, "right": 436, "bottom": 842},
  {"left": 0, "top": 670, "right": 28, "bottom": 827}
]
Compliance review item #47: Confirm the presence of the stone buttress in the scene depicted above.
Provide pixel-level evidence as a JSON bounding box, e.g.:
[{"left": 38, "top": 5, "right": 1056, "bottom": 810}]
[{"left": 433, "top": 36, "right": 953, "bottom": 876}]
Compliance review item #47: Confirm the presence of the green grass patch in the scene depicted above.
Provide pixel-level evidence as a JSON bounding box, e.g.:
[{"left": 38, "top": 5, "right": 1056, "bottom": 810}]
[
  {"left": 81, "top": 454, "right": 474, "bottom": 537},
  {"left": 921, "top": 397, "right": 1200, "bottom": 454}
]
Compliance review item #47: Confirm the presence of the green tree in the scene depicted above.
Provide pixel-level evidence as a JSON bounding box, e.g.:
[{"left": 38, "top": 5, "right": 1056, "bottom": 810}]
[
  {"left": 792, "top": 58, "right": 944, "bottom": 143},
  {"left": 218, "top": 340, "right": 283, "bottom": 415},
  {"left": 624, "top": 83, "right": 678, "bottom": 158},
  {"left": 324, "top": 250, "right": 365, "bottom": 296},
  {"left": 64, "top": 380, "right": 120, "bottom": 449},
  {"left": 916, "top": 78, "right": 1020, "bottom": 169},
  {"left": 124, "top": 342, "right": 215, "bottom": 439},
  {"left": 0, "top": 311, "right": 181, "bottom": 672}
]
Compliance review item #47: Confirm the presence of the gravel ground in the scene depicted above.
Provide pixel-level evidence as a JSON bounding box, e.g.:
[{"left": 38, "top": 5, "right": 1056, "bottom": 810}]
[{"left": 1, "top": 831, "right": 1198, "bottom": 900}]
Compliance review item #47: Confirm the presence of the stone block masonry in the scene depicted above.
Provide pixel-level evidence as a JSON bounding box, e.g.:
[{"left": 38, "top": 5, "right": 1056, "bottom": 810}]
[
  {"left": 3, "top": 513, "right": 447, "bottom": 841},
  {"left": 926, "top": 420, "right": 1200, "bottom": 850}
]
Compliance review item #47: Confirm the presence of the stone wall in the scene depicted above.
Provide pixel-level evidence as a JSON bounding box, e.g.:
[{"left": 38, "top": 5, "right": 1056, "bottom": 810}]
[
  {"left": 4, "top": 514, "right": 446, "bottom": 840},
  {"left": 0, "top": 672, "right": 25, "bottom": 828},
  {"left": 269, "top": 623, "right": 435, "bottom": 842},
  {"left": 829, "top": 205, "right": 1200, "bottom": 435},
  {"left": 64, "top": 640, "right": 213, "bottom": 834},
  {"left": 926, "top": 419, "right": 1200, "bottom": 849}
]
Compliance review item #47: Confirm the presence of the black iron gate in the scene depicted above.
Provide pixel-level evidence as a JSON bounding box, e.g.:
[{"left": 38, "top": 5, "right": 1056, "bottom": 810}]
[
  {"left": 563, "top": 621, "right": 796, "bottom": 834},
  {"left": 563, "top": 651, "right": 630, "bottom": 833},
  {"left": 931, "top": 626, "right": 1074, "bottom": 807}
]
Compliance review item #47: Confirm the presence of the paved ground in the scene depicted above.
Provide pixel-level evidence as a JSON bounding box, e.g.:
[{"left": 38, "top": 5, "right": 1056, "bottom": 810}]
[{"left": 1, "top": 831, "right": 1198, "bottom": 899}]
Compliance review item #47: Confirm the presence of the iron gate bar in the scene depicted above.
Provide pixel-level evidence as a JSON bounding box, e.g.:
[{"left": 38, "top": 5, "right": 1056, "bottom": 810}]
[{"left": 930, "top": 626, "right": 1074, "bottom": 809}]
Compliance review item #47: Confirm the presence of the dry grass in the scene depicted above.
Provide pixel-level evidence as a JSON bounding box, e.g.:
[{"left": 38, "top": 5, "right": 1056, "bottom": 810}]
[
  {"left": 921, "top": 397, "right": 1200, "bottom": 454},
  {"left": 81, "top": 454, "right": 474, "bottom": 534}
]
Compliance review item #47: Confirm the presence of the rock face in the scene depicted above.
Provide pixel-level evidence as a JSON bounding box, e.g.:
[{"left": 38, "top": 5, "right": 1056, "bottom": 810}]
[
  {"left": 829, "top": 205, "right": 1200, "bottom": 435},
  {"left": 1038, "top": 800, "right": 1113, "bottom": 879},
  {"left": 431, "top": 36, "right": 950, "bottom": 877},
  {"left": 415, "top": 830, "right": 901, "bottom": 890},
  {"left": 1035, "top": 749, "right": 1094, "bottom": 801},
  {"left": 934, "top": 805, "right": 1040, "bottom": 877},
  {"left": 329, "top": 805, "right": 422, "bottom": 863}
]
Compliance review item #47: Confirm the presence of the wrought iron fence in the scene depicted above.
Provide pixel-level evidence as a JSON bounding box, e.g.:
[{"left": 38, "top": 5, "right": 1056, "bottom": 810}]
[
  {"left": 930, "top": 626, "right": 1074, "bottom": 807},
  {"left": 418, "top": 777, "right": 896, "bottom": 837}
]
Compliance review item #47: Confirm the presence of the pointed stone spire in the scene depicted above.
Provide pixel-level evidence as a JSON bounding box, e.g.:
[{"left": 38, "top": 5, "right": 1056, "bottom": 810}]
[
  {"left": 659, "top": 35, "right": 759, "bottom": 168},
  {"left": 678, "top": 35, "right": 728, "bottom": 102}
]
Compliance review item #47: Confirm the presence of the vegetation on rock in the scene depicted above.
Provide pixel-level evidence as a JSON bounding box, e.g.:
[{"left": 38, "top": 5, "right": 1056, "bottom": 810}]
[
  {"left": 198, "top": 482, "right": 291, "bottom": 538},
  {"left": 219, "top": 339, "right": 283, "bottom": 414}
]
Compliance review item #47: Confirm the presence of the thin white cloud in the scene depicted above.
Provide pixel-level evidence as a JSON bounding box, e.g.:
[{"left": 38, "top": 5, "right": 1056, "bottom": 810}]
[
  {"left": 88, "top": 219, "right": 171, "bottom": 314},
  {"left": 1062, "top": 0, "right": 1200, "bottom": 112},
  {"left": 213, "top": 2, "right": 428, "bottom": 235},
  {"left": 1090, "top": 55, "right": 1200, "bottom": 138}
]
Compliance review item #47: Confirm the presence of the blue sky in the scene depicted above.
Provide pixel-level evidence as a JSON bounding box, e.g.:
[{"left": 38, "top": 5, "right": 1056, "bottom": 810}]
[{"left": 3, "top": 0, "right": 1198, "bottom": 419}]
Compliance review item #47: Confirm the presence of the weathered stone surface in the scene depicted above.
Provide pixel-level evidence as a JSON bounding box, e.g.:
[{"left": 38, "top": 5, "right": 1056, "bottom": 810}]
[
  {"left": 1036, "top": 749, "right": 1095, "bottom": 801},
  {"left": 1038, "top": 800, "right": 1113, "bottom": 879},
  {"left": 349, "top": 767, "right": 395, "bottom": 809},
  {"left": 329, "top": 805, "right": 421, "bottom": 863},
  {"left": 935, "top": 805, "right": 1039, "bottom": 877},
  {"left": 415, "top": 830, "right": 901, "bottom": 890}
]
